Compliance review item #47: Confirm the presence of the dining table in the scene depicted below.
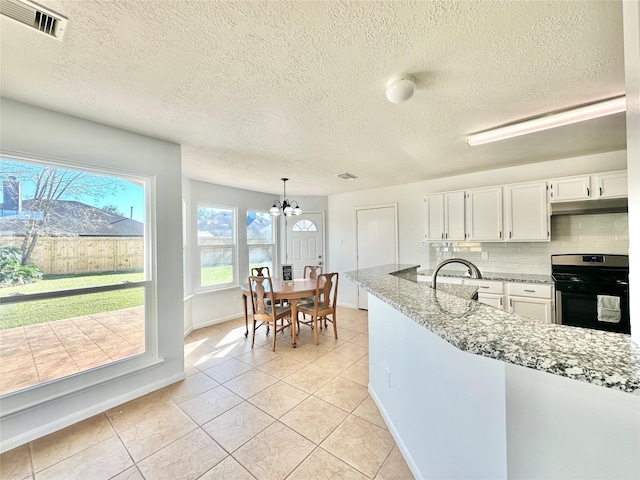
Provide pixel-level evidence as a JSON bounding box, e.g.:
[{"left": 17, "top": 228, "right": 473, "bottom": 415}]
[{"left": 240, "top": 278, "right": 319, "bottom": 347}]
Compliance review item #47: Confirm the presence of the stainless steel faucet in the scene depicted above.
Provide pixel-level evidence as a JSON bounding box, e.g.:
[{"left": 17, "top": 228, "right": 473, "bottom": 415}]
[{"left": 431, "top": 258, "right": 482, "bottom": 289}]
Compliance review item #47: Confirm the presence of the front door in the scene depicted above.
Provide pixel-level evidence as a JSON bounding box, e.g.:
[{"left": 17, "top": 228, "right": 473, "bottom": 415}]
[{"left": 286, "top": 212, "right": 325, "bottom": 279}]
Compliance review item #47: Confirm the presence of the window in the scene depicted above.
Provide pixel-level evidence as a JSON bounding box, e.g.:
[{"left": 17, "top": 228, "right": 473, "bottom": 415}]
[
  {"left": 292, "top": 219, "right": 317, "bottom": 232},
  {"left": 198, "top": 205, "right": 236, "bottom": 288},
  {"left": 0, "top": 156, "right": 149, "bottom": 396},
  {"left": 247, "top": 210, "right": 274, "bottom": 275}
]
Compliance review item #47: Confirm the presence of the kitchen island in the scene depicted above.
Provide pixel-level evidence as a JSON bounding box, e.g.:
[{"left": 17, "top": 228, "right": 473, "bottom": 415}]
[{"left": 346, "top": 264, "right": 640, "bottom": 480}]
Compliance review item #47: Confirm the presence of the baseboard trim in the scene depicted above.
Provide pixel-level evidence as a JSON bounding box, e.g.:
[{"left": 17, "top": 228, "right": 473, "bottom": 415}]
[{"left": 369, "top": 385, "right": 423, "bottom": 480}]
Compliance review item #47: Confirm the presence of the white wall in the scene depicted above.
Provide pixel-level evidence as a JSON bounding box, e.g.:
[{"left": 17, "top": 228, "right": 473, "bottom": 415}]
[
  {"left": 184, "top": 178, "right": 328, "bottom": 330},
  {"left": 368, "top": 295, "right": 508, "bottom": 479},
  {"left": 329, "top": 151, "right": 627, "bottom": 308},
  {"left": 623, "top": 0, "right": 640, "bottom": 342},
  {"left": 0, "top": 99, "right": 185, "bottom": 451}
]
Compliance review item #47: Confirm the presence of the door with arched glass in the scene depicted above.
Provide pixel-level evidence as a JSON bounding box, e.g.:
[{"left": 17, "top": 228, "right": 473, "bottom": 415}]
[{"left": 285, "top": 213, "right": 325, "bottom": 279}]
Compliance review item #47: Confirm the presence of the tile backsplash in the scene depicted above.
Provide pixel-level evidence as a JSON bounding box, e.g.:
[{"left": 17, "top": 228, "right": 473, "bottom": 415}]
[{"left": 428, "top": 213, "right": 629, "bottom": 276}]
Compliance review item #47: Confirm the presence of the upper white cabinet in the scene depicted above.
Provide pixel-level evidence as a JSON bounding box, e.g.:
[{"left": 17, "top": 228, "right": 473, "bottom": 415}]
[
  {"left": 504, "top": 182, "right": 549, "bottom": 241},
  {"left": 465, "top": 187, "right": 503, "bottom": 241},
  {"left": 444, "top": 192, "right": 466, "bottom": 240},
  {"left": 424, "top": 194, "right": 444, "bottom": 241},
  {"left": 424, "top": 191, "right": 465, "bottom": 241},
  {"left": 549, "top": 170, "right": 627, "bottom": 203},
  {"left": 595, "top": 171, "right": 627, "bottom": 198},
  {"left": 548, "top": 176, "right": 591, "bottom": 202}
]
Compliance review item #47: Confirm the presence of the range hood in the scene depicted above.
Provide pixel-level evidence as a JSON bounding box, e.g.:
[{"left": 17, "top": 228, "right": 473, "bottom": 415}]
[{"left": 550, "top": 197, "right": 628, "bottom": 216}]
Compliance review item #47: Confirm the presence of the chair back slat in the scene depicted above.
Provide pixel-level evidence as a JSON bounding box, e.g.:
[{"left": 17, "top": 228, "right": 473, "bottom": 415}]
[
  {"left": 303, "top": 265, "right": 322, "bottom": 280},
  {"left": 251, "top": 266, "right": 271, "bottom": 277}
]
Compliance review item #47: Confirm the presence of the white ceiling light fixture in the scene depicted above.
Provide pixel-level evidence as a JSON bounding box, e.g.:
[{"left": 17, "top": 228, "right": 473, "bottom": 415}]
[
  {"left": 269, "top": 178, "right": 302, "bottom": 217},
  {"left": 467, "top": 96, "right": 626, "bottom": 146},
  {"left": 386, "top": 75, "right": 416, "bottom": 103}
]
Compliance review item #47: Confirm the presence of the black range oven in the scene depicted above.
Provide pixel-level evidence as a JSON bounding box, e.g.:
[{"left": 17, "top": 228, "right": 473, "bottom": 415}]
[{"left": 552, "top": 254, "right": 630, "bottom": 334}]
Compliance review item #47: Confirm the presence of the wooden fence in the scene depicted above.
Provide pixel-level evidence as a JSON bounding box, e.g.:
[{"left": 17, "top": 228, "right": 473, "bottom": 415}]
[{"left": 3, "top": 237, "right": 144, "bottom": 274}]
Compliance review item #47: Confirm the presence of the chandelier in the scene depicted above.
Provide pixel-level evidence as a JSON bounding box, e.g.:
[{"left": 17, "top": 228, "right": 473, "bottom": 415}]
[{"left": 269, "top": 178, "right": 302, "bottom": 217}]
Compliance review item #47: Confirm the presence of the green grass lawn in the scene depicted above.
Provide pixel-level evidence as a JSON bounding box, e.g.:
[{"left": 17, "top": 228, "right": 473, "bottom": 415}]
[
  {"left": 0, "top": 272, "right": 144, "bottom": 329},
  {"left": 201, "top": 265, "right": 233, "bottom": 286}
]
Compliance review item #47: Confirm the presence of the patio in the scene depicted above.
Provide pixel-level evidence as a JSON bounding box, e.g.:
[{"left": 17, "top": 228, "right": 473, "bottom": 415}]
[{"left": 0, "top": 307, "right": 145, "bottom": 396}]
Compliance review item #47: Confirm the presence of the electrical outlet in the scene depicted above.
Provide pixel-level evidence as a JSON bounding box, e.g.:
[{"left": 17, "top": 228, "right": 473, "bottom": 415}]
[
  {"left": 386, "top": 368, "right": 391, "bottom": 390},
  {"left": 482, "top": 251, "right": 489, "bottom": 260}
]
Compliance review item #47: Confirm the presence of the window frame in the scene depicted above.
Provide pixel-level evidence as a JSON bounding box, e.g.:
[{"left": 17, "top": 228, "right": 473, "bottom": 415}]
[
  {"left": 0, "top": 153, "right": 157, "bottom": 404},
  {"left": 246, "top": 209, "right": 275, "bottom": 277},
  {"left": 196, "top": 203, "right": 237, "bottom": 291}
]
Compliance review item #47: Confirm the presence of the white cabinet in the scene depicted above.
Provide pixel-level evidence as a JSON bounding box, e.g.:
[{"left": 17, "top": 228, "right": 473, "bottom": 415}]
[
  {"left": 504, "top": 182, "right": 549, "bottom": 241},
  {"left": 425, "top": 194, "right": 444, "bottom": 241},
  {"left": 549, "top": 170, "right": 627, "bottom": 203},
  {"left": 548, "top": 176, "right": 591, "bottom": 202},
  {"left": 594, "top": 171, "right": 627, "bottom": 199},
  {"left": 444, "top": 192, "right": 466, "bottom": 241},
  {"left": 465, "top": 187, "right": 503, "bottom": 241},
  {"left": 424, "top": 191, "right": 465, "bottom": 241},
  {"left": 507, "top": 283, "right": 554, "bottom": 323},
  {"left": 465, "top": 279, "right": 504, "bottom": 309}
]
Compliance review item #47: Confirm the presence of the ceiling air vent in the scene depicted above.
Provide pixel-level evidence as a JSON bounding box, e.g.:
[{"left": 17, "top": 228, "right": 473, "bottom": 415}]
[
  {"left": 336, "top": 172, "right": 358, "bottom": 180},
  {"left": 0, "top": 0, "right": 67, "bottom": 40}
]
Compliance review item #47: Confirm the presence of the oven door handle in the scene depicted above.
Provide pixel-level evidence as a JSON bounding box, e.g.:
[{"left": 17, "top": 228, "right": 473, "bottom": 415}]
[{"left": 555, "top": 290, "right": 563, "bottom": 325}]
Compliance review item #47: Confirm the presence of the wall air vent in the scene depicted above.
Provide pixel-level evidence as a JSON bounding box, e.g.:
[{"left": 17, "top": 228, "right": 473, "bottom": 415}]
[
  {"left": 336, "top": 172, "right": 358, "bottom": 180},
  {"left": 0, "top": 0, "right": 67, "bottom": 40}
]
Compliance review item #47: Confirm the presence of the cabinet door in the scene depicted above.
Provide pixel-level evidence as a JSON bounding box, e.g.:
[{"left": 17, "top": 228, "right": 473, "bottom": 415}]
[
  {"left": 508, "top": 297, "right": 553, "bottom": 323},
  {"left": 549, "top": 176, "right": 591, "bottom": 202},
  {"left": 465, "top": 187, "right": 503, "bottom": 241},
  {"left": 444, "top": 191, "right": 465, "bottom": 241},
  {"left": 595, "top": 171, "right": 627, "bottom": 198},
  {"left": 505, "top": 182, "right": 549, "bottom": 241},
  {"left": 478, "top": 293, "right": 504, "bottom": 310},
  {"left": 425, "top": 194, "right": 445, "bottom": 241}
]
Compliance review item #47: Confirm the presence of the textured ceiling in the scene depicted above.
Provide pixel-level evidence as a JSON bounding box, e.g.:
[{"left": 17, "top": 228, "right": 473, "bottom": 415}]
[{"left": 0, "top": 1, "right": 626, "bottom": 196}]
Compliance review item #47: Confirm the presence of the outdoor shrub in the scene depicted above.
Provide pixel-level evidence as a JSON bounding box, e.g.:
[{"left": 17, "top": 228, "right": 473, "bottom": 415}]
[{"left": 0, "top": 246, "right": 43, "bottom": 287}]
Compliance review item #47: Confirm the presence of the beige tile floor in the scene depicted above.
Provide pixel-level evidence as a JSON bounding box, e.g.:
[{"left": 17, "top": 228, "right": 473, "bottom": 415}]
[
  {"left": 0, "top": 307, "right": 145, "bottom": 396},
  {"left": 0, "top": 306, "right": 415, "bottom": 480}
]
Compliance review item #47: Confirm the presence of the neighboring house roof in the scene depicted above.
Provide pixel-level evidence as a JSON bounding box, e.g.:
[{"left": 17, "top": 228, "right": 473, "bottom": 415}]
[{"left": 0, "top": 200, "right": 143, "bottom": 237}]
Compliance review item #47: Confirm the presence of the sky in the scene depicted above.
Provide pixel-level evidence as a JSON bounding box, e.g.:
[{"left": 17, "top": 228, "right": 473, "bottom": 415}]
[{"left": 0, "top": 159, "right": 145, "bottom": 222}]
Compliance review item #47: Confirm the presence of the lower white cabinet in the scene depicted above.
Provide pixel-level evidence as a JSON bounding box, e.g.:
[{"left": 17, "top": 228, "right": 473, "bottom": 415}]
[
  {"left": 463, "top": 279, "right": 554, "bottom": 323},
  {"left": 478, "top": 293, "right": 504, "bottom": 309},
  {"left": 506, "top": 283, "right": 554, "bottom": 323}
]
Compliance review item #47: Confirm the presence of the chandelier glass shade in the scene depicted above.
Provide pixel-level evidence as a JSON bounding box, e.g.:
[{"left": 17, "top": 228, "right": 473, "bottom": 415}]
[{"left": 269, "top": 178, "right": 302, "bottom": 217}]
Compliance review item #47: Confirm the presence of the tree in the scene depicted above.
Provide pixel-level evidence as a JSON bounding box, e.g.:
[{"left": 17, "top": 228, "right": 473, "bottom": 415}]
[
  {"left": 0, "top": 160, "right": 124, "bottom": 265},
  {"left": 101, "top": 204, "right": 125, "bottom": 217}
]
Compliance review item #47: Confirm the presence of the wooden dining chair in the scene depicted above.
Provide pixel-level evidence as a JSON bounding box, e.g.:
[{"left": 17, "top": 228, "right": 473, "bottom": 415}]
[
  {"left": 248, "top": 275, "right": 292, "bottom": 351},
  {"left": 297, "top": 272, "right": 339, "bottom": 345}
]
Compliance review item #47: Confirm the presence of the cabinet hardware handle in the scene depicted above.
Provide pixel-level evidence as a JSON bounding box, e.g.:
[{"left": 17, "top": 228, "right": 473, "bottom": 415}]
[
  {"left": 442, "top": 233, "right": 444, "bottom": 240},
  {"left": 586, "top": 187, "right": 590, "bottom": 196},
  {"left": 524, "top": 289, "right": 535, "bottom": 292},
  {"left": 480, "top": 286, "right": 490, "bottom": 289},
  {"left": 499, "top": 231, "right": 502, "bottom": 239},
  {"left": 509, "top": 231, "right": 512, "bottom": 239},
  {"left": 599, "top": 187, "right": 603, "bottom": 196},
  {"left": 445, "top": 232, "right": 448, "bottom": 240},
  {"left": 510, "top": 298, "right": 513, "bottom": 307}
]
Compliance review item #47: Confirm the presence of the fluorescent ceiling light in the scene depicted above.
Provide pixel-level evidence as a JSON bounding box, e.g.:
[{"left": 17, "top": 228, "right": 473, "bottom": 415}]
[{"left": 466, "top": 96, "right": 626, "bottom": 146}]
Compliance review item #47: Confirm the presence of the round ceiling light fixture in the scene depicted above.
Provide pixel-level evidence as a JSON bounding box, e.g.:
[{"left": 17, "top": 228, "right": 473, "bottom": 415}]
[{"left": 386, "top": 74, "right": 416, "bottom": 103}]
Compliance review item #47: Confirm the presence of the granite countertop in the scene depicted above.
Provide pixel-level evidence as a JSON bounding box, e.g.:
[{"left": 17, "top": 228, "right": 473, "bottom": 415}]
[
  {"left": 418, "top": 268, "right": 553, "bottom": 284},
  {"left": 345, "top": 264, "right": 640, "bottom": 396}
]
